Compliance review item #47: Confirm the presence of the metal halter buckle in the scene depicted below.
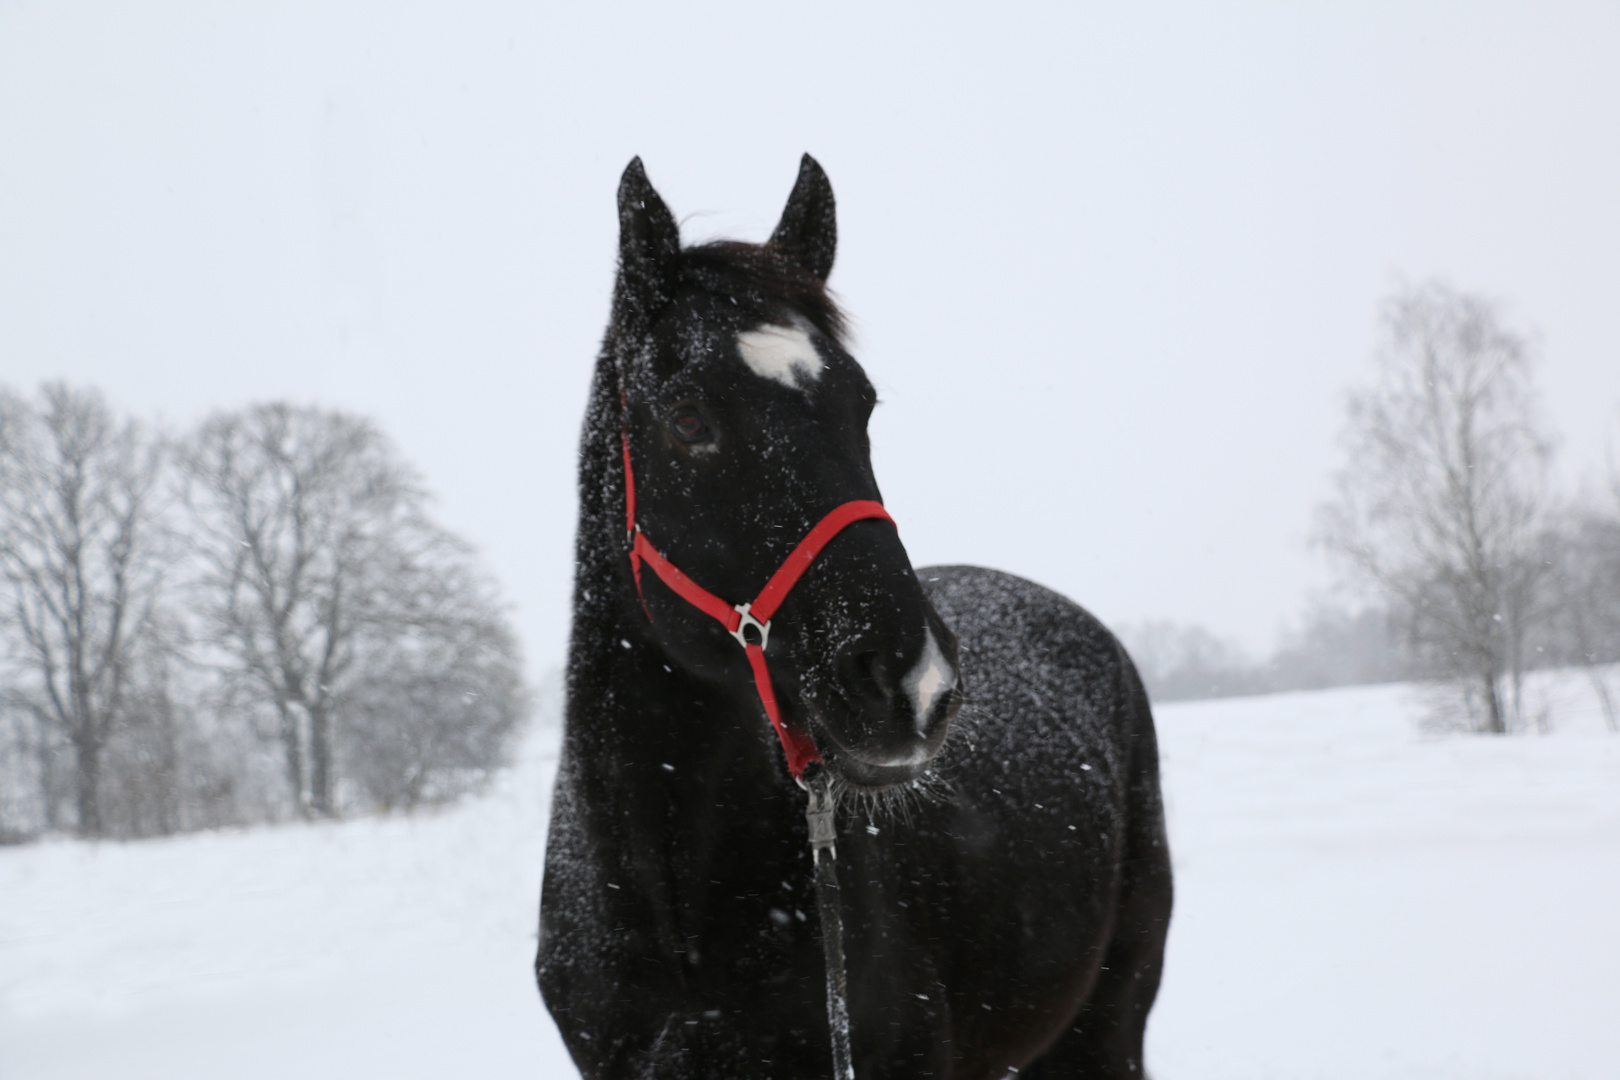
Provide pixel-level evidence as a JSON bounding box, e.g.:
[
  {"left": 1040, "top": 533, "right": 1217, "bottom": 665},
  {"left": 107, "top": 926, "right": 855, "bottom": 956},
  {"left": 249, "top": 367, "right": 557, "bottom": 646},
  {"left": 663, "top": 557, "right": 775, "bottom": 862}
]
[{"left": 729, "top": 603, "right": 771, "bottom": 652}]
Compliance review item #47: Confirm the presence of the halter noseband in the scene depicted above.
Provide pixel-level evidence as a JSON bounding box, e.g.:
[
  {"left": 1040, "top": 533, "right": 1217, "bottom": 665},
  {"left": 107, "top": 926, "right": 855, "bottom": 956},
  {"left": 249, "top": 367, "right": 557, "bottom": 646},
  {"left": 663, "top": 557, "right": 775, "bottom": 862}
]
[{"left": 619, "top": 424, "right": 895, "bottom": 779}]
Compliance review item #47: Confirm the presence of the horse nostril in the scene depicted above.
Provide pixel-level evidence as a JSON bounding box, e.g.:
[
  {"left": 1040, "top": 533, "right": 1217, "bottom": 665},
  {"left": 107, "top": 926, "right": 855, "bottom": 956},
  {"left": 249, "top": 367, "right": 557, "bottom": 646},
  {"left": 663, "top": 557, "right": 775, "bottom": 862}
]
[
  {"left": 845, "top": 648, "right": 896, "bottom": 706},
  {"left": 826, "top": 632, "right": 956, "bottom": 770}
]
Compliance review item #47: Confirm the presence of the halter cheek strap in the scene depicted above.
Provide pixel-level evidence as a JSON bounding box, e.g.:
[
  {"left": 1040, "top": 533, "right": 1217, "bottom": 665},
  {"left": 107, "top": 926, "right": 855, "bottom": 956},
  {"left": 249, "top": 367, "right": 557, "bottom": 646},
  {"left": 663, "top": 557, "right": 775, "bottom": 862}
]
[{"left": 620, "top": 427, "right": 895, "bottom": 778}]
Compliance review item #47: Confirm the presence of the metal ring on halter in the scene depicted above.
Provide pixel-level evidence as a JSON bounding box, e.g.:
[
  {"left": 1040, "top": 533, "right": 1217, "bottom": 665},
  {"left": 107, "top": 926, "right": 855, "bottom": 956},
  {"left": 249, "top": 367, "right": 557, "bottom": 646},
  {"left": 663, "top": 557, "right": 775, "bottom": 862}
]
[{"left": 729, "top": 603, "right": 771, "bottom": 652}]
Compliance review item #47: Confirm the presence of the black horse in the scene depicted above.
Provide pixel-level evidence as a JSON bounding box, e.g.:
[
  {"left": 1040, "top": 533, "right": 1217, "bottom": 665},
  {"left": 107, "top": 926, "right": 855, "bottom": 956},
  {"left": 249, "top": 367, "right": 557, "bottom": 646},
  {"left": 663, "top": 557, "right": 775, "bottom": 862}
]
[{"left": 537, "top": 155, "right": 1172, "bottom": 1080}]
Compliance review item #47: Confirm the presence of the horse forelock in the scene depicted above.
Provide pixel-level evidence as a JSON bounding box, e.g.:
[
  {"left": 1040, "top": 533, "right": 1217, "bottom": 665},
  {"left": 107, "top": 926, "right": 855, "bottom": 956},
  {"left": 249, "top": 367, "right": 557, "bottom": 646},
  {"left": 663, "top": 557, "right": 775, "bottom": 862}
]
[
  {"left": 604, "top": 239, "right": 851, "bottom": 406},
  {"left": 671, "top": 240, "right": 847, "bottom": 347}
]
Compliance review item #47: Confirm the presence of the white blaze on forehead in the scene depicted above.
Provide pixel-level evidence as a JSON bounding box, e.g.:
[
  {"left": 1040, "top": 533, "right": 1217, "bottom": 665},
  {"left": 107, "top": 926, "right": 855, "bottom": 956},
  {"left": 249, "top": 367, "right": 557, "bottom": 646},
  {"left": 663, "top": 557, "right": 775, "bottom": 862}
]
[
  {"left": 735, "top": 322, "right": 824, "bottom": 389},
  {"left": 904, "top": 627, "right": 954, "bottom": 733}
]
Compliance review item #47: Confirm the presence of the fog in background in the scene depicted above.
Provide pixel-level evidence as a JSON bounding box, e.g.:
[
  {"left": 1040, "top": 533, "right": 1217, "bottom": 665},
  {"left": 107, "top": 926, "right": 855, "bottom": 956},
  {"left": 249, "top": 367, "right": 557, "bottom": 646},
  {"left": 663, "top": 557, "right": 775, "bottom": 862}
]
[{"left": 5, "top": 2, "right": 1619, "bottom": 670}]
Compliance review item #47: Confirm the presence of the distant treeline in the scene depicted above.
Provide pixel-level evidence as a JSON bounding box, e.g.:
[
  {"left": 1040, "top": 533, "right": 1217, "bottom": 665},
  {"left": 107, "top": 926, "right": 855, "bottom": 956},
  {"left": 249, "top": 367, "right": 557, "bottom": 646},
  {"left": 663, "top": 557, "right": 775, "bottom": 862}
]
[
  {"left": 0, "top": 384, "right": 530, "bottom": 843},
  {"left": 1128, "top": 281, "right": 1620, "bottom": 734},
  {"left": 1121, "top": 604, "right": 1415, "bottom": 703},
  {"left": 1124, "top": 599, "right": 1615, "bottom": 710}
]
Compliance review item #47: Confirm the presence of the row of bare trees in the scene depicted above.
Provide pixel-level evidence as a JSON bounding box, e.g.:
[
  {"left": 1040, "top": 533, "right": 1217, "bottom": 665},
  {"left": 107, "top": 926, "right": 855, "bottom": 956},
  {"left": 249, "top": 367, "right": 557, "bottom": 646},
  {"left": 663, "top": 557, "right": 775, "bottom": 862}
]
[
  {"left": 1317, "top": 281, "right": 1620, "bottom": 733},
  {"left": 0, "top": 385, "right": 528, "bottom": 840}
]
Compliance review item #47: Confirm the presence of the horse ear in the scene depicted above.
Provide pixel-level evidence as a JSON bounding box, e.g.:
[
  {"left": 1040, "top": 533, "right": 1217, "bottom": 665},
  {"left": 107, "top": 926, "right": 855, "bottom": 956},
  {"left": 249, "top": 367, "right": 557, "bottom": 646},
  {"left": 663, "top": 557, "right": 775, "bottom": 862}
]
[
  {"left": 769, "top": 154, "right": 837, "bottom": 281},
  {"left": 616, "top": 157, "right": 682, "bottom": 323}
]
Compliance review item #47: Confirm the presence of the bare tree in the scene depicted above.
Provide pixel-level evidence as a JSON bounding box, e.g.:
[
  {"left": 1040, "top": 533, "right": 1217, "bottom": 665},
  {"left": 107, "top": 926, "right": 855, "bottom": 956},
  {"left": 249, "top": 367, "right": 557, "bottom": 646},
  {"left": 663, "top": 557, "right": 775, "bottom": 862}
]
[
  {"left": 1317, "top": 282, "right": 1555, "bottom": 733},
  {"left": 0, "top": 383, "right": 170, "bottom": 835},
  {"left": 338, "top": 578, "right": 528, "bottom": 809},
  {"left": 180, "top": 403, "right": 526, "bottom": 816}
]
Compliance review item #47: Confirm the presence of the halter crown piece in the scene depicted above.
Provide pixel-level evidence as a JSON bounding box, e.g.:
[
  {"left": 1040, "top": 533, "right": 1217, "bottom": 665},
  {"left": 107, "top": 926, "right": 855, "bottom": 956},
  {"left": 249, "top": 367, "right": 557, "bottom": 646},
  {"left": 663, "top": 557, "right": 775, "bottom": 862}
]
[{"left": 618, "top": 418, "right": 895, "bottom": 779}]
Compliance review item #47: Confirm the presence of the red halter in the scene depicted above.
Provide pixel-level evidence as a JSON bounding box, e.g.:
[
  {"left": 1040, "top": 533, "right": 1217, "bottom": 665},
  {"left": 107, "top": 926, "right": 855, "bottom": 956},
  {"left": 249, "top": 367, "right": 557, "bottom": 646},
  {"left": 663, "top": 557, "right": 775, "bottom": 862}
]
[{"left": 620, "top": 427, "right": 895, "bottom": 778}]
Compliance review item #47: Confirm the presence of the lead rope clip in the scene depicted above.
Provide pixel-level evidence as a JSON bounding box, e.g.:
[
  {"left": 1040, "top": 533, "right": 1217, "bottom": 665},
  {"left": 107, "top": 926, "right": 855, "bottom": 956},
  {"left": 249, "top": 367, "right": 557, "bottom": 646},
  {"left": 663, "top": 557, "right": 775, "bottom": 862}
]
[{"left": 804, "top": 768, "right": 837, "bottom": 862}]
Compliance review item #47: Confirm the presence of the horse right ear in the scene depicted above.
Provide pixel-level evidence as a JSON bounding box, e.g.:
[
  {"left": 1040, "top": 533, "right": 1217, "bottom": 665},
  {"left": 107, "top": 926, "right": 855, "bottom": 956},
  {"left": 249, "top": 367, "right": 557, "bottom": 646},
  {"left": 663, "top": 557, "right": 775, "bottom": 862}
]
[
  {"left": 769, "top": 154, "right": 836, "bottom": 281},
  {"left": 616, "top": 157, "right": 682, "bottom": 324}
]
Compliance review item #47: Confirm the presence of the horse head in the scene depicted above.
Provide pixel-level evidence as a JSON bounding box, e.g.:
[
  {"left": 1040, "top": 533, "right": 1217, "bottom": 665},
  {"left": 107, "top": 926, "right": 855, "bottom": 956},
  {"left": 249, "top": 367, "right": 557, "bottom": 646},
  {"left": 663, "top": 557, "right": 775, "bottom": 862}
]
[{"left": 605, "top": 155, "right": 961, "bottom": 791}]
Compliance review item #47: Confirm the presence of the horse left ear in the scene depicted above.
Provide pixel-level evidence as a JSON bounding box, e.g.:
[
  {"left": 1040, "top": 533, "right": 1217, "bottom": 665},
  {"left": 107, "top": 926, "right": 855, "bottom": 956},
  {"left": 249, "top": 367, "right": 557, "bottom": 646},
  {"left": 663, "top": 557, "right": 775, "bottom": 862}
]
[
  {"left": 769, "top": 154, "right": 837, "bottom": 281},
  {"left": 616, "top": 157, "right": 682, "bottom": 326}
]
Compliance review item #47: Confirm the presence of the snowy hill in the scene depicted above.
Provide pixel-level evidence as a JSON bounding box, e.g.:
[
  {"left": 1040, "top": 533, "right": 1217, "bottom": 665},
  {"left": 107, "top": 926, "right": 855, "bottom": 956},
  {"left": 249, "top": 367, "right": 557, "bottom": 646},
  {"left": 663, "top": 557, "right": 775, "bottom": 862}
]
[{"left": 4, "top": 671, "right": 1619, "bottom": 1079}]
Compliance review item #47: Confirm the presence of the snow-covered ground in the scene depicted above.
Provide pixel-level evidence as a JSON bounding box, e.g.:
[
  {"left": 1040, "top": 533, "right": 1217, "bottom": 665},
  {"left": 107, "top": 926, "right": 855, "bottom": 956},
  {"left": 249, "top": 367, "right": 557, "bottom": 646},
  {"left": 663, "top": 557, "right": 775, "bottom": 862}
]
[{"left": 4, "top": 669, "right": 1619, "bottom": 1079}]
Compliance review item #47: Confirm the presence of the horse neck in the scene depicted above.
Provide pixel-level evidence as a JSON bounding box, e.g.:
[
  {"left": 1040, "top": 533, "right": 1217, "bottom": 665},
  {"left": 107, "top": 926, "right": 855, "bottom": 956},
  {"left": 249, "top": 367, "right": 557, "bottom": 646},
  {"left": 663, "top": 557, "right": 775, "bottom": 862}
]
[{"left": 561, "top": 602, "right": 797, "bottom": 921}]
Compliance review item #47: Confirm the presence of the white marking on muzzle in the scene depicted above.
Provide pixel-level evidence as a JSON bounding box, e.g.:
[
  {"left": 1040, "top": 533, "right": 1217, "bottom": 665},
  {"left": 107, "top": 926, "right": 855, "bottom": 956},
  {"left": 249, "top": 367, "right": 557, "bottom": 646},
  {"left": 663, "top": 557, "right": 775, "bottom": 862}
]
[
  {"left": 735, "top": 321, "right": 823, "bottom": 390},
  {"left": 903, "top": 627, "right": 954, "bottom": 733}
]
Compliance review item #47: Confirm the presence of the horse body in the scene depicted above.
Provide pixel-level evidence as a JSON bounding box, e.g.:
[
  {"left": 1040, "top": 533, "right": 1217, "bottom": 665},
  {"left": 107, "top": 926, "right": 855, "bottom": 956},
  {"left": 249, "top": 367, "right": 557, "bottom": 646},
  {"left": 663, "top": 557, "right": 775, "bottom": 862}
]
[{"left": 538, "top": 157, "right": 1171, "bottom": 1080}]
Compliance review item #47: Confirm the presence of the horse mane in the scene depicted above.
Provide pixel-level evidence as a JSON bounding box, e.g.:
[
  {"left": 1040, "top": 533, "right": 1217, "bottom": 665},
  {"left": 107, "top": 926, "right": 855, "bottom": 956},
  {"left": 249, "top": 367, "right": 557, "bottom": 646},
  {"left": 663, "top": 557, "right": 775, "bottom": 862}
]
[{"left": 677, "top": 240, "right": 848, "bottom": 347}]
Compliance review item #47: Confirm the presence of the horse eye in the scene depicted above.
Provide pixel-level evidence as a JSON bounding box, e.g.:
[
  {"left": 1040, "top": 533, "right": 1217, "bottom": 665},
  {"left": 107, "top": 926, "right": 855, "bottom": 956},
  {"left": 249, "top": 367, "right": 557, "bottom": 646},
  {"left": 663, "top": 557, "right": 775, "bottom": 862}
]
[{"left": 671, "top": 410, "right": 713, "bottom": 444}]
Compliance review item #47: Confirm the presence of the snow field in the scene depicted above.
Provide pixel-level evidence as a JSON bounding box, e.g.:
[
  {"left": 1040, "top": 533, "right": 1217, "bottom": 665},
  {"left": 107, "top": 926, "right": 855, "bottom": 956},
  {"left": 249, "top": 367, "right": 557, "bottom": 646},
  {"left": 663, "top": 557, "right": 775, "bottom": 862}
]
[
  {"left": 1149, "top": 676, "right": 1620, "bottom": 1080},
  {"left": 0, "top": 674, "right": 575, "bottom": 1079},
  {"left": 3, "top": 670, "right": 1618, "bottom": 1079}
]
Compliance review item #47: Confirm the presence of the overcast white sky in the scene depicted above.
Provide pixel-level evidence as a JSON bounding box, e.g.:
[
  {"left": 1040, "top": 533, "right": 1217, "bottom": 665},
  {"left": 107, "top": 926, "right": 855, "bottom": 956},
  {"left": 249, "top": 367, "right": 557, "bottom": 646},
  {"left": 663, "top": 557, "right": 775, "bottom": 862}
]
[{"left": 3, "top": 2, "right": 1618, "bottom": 670}]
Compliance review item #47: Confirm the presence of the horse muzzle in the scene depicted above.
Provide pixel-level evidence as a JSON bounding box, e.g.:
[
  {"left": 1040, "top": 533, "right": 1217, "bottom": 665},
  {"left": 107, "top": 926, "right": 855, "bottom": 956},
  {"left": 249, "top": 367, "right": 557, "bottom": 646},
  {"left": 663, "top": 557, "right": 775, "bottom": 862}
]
[{"left": 809, "top": 621, "right": 962, "bottom": 790}]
